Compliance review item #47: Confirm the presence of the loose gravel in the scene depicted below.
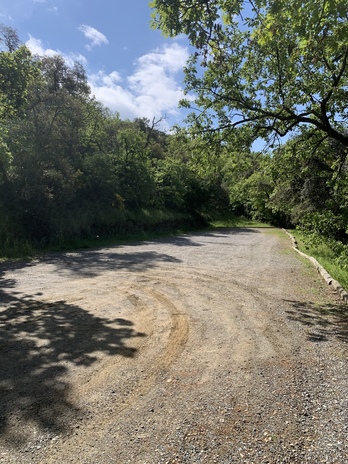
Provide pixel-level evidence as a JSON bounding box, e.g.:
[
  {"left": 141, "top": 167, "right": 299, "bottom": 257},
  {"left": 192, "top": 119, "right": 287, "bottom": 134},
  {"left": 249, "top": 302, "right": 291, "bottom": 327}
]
[{"left": 0, "top": 228, "right": 347, "bottom": 463}]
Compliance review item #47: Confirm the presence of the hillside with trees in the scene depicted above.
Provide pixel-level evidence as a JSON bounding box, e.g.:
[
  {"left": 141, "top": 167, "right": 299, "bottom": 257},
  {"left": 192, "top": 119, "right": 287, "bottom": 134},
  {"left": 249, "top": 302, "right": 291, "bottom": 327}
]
[
  {"left": 0, "top": 25, "right": 230, "bottom": 255},
  {"left": 1, "top": 0, "right": 348, "bottom": 270}
]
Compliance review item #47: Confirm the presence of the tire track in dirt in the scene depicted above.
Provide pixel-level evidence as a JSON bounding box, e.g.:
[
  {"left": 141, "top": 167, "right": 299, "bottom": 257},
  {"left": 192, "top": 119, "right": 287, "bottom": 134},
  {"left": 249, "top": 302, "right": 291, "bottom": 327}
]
[
  {"left": 135, "top": 267, "right": 295, "bottom": 363},
  {"left": 142, "top": 287, "right": 190, "bottom": 371},
  {"left": 43, "top": 282, "right": 189, "bottom": 462}
]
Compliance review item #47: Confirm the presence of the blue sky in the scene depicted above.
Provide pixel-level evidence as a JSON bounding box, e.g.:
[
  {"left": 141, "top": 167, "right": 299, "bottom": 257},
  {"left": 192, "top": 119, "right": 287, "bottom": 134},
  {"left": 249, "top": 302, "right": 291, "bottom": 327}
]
[{"left": 0, "top": 0, "right": 191, "bottom": 130}]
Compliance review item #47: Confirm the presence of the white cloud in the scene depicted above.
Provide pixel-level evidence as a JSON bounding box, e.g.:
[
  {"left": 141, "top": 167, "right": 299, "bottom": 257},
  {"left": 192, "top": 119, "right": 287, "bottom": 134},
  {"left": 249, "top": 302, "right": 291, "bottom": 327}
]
[
  {"left": 89, "top": 43, "right": 190, "bottom": 129},
  {"left": 0, "top": 13, "right": 12, "bottom": 20},
  {"left": 25, "top": 37, "right": 190, "bottom": 130},
  {"left": 26, "top": 35, "right": 56, "bottom": 57},
  {"left": 78, "top": 24, "right": 108, "bottom": 51},
  {"left": 26, "top": 34, "right": 87, "bottom": 67},
  {"left": 33, "top": 0, "right": 46, "bottom": 3}
]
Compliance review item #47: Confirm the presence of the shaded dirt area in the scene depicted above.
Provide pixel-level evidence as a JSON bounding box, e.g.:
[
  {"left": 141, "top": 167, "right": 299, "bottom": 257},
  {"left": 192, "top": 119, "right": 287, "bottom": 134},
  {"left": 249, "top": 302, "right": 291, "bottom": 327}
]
[{"left": 0, "top": 228, "right": 347, "bottom": 463}]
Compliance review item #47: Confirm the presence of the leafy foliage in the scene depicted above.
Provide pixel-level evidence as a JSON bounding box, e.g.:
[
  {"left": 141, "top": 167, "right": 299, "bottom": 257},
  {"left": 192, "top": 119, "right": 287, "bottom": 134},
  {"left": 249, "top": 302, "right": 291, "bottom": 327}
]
[
  {"left": 150, "top": 0, "right": 348, "bottom": 146},
  {"left": 0, "top": 30, "right": 223, "bottom": 252},
  {"left": 3, "top": 16, "right": 348, "bottom": 267}
]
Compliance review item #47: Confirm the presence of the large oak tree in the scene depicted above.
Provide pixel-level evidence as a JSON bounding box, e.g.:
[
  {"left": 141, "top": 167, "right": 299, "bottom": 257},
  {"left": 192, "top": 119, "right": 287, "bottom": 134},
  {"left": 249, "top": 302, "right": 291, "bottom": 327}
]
[{"left": 150, "top": 0, "right": 348, "bottom": 146}]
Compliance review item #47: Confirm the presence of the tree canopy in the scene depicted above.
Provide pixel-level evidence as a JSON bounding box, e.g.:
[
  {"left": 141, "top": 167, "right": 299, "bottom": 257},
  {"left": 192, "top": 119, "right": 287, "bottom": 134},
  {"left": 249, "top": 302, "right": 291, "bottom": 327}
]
[
  {"left": 0, "top": 27, "right": 226, "bottom": 250},
  {"left": 1, "top": 20, "right": 348, "bottom": 263},
  {"left": 150, "top": 0, "right": 348, "bottom": 146}
]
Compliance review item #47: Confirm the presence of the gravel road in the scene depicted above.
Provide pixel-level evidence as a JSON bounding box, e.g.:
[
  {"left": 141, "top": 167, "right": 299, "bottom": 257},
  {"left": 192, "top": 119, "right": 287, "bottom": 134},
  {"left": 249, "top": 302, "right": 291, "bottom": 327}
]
[{"left": 0, "top": 228, "right": 347, "bottom": 463}]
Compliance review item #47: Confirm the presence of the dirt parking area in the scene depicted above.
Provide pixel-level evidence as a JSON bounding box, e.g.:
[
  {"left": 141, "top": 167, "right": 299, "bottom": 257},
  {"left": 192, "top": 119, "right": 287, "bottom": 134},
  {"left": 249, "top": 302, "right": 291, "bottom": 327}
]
[{"left": 0, "top": 228, "right": 347, "bottom": 463}]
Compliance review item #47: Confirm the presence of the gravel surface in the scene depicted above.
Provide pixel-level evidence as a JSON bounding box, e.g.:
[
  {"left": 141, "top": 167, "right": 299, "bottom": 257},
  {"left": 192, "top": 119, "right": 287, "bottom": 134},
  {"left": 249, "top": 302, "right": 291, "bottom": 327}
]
[{"left": 0, "top": 228, "right": 347, "bottom": 463}]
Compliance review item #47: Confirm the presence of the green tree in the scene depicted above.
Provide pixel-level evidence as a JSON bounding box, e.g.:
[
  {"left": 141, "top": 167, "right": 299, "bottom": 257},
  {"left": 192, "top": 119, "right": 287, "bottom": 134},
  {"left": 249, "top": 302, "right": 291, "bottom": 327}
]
[
  {"left": 0, "top": 27, "right": 39, "bottom": 245},
  {"left": 79, "top": 113, "right": 158, "bottom": 210},
  {"left": 269, "top": 130, "right": 348, "bottom": 236},
  {"left": 113, "top": 124, "right": 156, "bottom": 209},
  {"left": 222, "top": 146, "right": 275, "bottom": 221},
  {"left": 0, "top": 46, "right": 38, "bottom": 120},
  {"left": 0, "top": 25, "right": 38, "bottom": 183},
  {"left": 154, "top": 129, "right": 230, "bottom": 213},
  {"left": 3, "top": 55, "right": 92, "bottom": 242},
  {"left": 150, "top": 0, "right": 348, "bottom": 146}
]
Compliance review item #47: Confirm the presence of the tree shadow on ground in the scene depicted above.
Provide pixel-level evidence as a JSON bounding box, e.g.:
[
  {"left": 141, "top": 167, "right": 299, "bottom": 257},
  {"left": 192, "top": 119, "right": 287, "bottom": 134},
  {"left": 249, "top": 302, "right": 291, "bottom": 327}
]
[
  {"left": 189, "top": 228, "right": 261, "bottom": 246},
  {"left": 42, "top": 249, "right": 183, "bottom": 277},
  {"left": 284, "top": 299, "right": 348, "bottom": 343},
  {"left": 0, "top": 270, "right": 145, "bottom": 447},
  {"left": 129, "top": 235, "right": 205, "bottom": 247},
  {"left": 200, "top": 227, "right": 261, "bottom": 237}
]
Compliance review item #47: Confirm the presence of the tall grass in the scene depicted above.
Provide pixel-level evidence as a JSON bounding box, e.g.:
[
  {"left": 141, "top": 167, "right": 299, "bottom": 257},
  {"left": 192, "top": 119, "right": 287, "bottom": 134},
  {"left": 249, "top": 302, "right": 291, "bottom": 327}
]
[
  {"left": 0, "top": 238, "right": 36, "bottom": 260},
  {"left": 0, "top": 208, "right": 207, "bottom": 259},
  {"left": 0, "top": 209, "right": 274, "bottom": 260},
  {"left": 290, "top": 229, "right": 348, "bottom": 290},
  {"left": 207, "top": 213, "right": 272, "bottom": 229}
]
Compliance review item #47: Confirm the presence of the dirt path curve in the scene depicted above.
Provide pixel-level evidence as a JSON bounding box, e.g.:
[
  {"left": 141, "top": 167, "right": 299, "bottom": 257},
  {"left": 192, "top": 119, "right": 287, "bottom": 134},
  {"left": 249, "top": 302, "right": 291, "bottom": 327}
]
[{"left": 0, "top": 228, "right": 347, "bottom": 463}]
